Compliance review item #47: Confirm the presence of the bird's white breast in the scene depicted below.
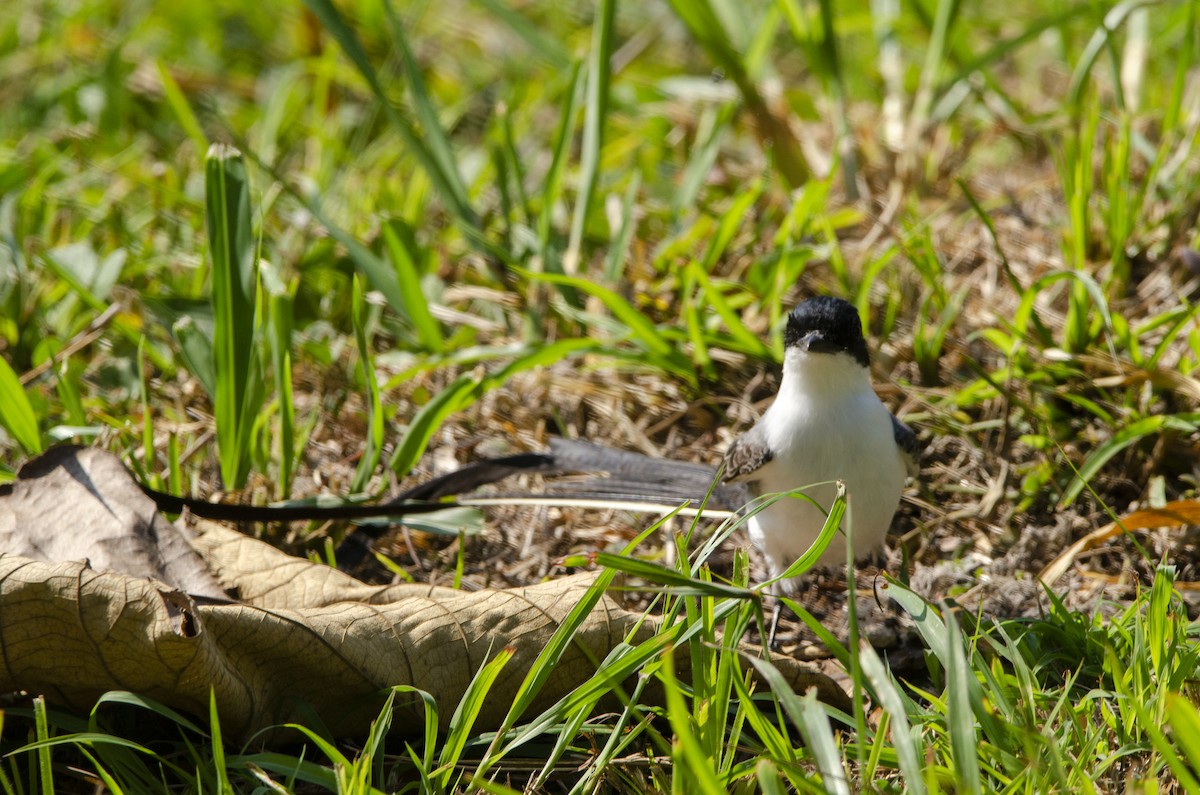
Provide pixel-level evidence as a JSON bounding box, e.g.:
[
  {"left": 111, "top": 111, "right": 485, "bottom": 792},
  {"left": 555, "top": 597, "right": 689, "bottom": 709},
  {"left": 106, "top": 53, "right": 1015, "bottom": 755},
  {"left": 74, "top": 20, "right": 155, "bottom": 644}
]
[{"left": 745, "top": 352, "right": 907, "bottom": 587}]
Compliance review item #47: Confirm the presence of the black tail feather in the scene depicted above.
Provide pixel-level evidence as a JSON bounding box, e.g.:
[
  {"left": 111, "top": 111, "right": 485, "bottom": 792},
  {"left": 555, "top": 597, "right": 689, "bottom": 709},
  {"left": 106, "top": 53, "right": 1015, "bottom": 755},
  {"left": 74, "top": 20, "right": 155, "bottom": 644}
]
[
  {"left": 386, "top": 438, "right": 745, "bottom": 513},
  {"left": 387, "top": 452, "right": 557, "bottom": 502},
  {"left": 339, "top": 438, "right": 742, "bottom": 572}
]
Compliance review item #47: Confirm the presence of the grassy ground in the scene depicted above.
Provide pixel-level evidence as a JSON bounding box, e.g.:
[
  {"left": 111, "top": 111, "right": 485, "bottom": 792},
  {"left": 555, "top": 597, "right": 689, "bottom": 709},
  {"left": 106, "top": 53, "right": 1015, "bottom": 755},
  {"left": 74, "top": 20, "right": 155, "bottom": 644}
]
[{"left": 3, "top": 0, "right": 1200, "bottom": 791}]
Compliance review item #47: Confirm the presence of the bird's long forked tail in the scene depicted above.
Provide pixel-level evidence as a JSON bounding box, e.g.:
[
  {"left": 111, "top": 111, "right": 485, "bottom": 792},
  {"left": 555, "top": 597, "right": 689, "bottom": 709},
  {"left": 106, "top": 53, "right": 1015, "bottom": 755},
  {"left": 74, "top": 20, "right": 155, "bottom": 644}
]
[
  {"left": 393, "top": 437, "right": 747, "bottom": 519},
  {"left": 334, "top": 438, "right": 743, "bottom": 572}
]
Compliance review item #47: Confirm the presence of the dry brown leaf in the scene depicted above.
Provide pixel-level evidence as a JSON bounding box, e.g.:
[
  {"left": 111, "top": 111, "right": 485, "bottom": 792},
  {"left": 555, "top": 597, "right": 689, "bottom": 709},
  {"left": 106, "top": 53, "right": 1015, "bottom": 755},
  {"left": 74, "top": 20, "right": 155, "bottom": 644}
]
[
  {"left": 1039, "top": 500, "right": 1200, "bottom": 585},
  {"left": 0, "top": 446, "right": 228, "bottom": 600}
]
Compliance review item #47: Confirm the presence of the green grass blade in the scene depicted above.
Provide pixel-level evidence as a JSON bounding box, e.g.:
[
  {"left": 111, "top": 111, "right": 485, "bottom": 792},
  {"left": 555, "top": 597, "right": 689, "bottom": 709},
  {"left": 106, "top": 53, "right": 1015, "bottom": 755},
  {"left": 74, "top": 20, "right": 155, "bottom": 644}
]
[
  {"left": 238, "top": 145, "right": 438, "bottom": 336},
  {"left": 7, "top": 733, "right": 157, "bottom": 756},
  {"left": 1167, "top": 693, "right": 1200, "bottom": 781},
  {"left": 33, "top": 696, "right": 54, "bottom": 795},
  {"left": 602, "top": 171, "right": 641, "bottom": 283},
  {"left": 281, "top": 724, "right": 353, "bottom": 770},
  {"left": 53, "top": 358, "right": 86, "bottom": 428},
  {"left": 537, "top": 62, "right": 584, "bottom": 268},
  {"left": 489, "top": 522, "right": 668, "bottom": 767},
  {"left": 438, "top": 646, "right": 514, "bottom": 790},
  {"left": 382, "top": 339, "right": 597, "bottom": 390},
  {"left": 386, "top": 339, "right": 599, "bottom": 479},
  {"left": 491, "top": 106, "right": 529, "bottom": 242},
  {"left": 564, "top": 0, "right": 615, "bottom": 275},
  {"left": 910, "top": 0, "right": 960, "bottom": 154},
  {"left": 1106, "top": 646, "right": 1200, "bottom": 792},
  {"left": 881, "top": 578, "right": 949, "bottom": 663},
  {"left": 681, "top": 264, "right": 712, "bottom": 375},
  {"left": 388, "top": 373, "right": 479, "bottom": 478},
  {"left": 37, "top": 252, "right": 174, "bottom": 374},
  {"left": 566, "top": 675, "right": 656, "bottom": 794},
  {"left": 858, "top": 639, "right": 926, "bottom": 795},
  {"left": 230, "top": 752, "right": 340, "bottom": 790},
  {"left": 92, "top": 691, "right": 207, "bottom": 735},
  {"left": 936, "top": 8, "right": 1080, "bottom": 106},
  {"left": 391, "top": 686, "right": 438, "bottom": 785},
  {"left": 697, "top": 179, "right": 763, "bottom": 271},
  {"left": 265, "top": 276, "right": 296, "bottom": 499},
  {"left": 755, "top": 758, "right": 788, "bottom": 795},
  {"left": 811, "top": 0, "right": 858, "bottom": 194},
  {"left": 558, "top": 550, "right": 758, "bottom": 600},
  {"left": 870, "top": 0, "right": 905, "bottom": 153},
  {"left": 795, "top": 689, "right": 851, "bottom": 795},
  {"left": 945, "top": 610, "right": 982, "bottom": 795},
  {"left": 207, "top": 690, "right": 233, "bottom": 795},
  {"left": 1147, "top": 565, "right": 1175, "bottom": 677},
  {"left": 479, "top": 339, "right": 601, "bottom": 389},
  {"left": 384, "top": 506, "right": 483, "bottom": 537},
  {"left": 530, "top": 707, "right": 592, "bottom": 790},
  {"left": 477, "top": 568, "right": 622, "bottom": 776},
  {"left": 773, "top": 483, "right": 845, "bottom": 581},
  {"left": 743, "top": 655, "right": 850, "bottom": 794},
  {"left": 76, "top": 748, "right": 126, "bottom": 795},
  {"left": 356, "top": 688, "right": 395, "bottom": 790},
  {"left": 350, "top": 275, "right": 384, "bottom": 493},
  {"left": 154, "top": 60, "right": 208, "bottom": 156},
  {"left": 172, "top": 315, "right": 217, "bottom": 399},
  {"left": 672, "top": 104, "right": 736, "bottom": 224},
  {"left": 381, "top": 219, "right": 443, "bottom": 353},
  {"left": 688, "top": 263, "right": 770, "bottom": 358},
  {"left": 729, "top": 666, "right": 792, "bottom": 761},
  {"left": 1163, "top": 1, "right": 1196, "bottom": 134},
  {"left": 1067, "top": 1, "right": 1153, "bottom": 110},
  {"left": 1018, "top": 269, "right": 1114, "bottom": 354},
  {"left": 660, "top": 650, "right": 726, "bottom": 795},
  {"left": 205, "top": 143, "right": 263, "bottom": 489},
  {"left": 380, "top": 0, "right": 468, "bottom": 220},
  {"left": 663, "top": 0, "right": 808, "bottom": 186},
  {"left": 299, "top": 0, "right": 481, "bottom": 241},
  {"left": 0, "top": 354, "right": 42, "bottom": 454},
  {"left": 470, "top": 0, "right": 571, "bottom": 68},
  {"left": 136, "top": 339, "right": 157, "bottom": 488},
  {"left": 520, "top": 269, "right": 672, "bottom": 357},
  {"left": 1059, "top": 414, "right": 1200, "bottom": 507}
]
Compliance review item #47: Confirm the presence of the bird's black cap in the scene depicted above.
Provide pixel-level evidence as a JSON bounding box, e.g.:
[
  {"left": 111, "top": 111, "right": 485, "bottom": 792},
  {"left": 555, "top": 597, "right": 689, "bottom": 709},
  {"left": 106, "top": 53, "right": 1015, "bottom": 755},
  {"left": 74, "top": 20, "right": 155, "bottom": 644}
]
[{"left": 783, "top": 296, "right": 869, "bottom": 368}]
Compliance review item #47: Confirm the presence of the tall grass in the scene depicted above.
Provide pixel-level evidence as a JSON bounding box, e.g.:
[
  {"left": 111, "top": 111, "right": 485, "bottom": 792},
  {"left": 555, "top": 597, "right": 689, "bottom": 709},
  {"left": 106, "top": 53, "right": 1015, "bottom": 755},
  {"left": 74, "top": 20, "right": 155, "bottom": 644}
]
[
  {"left": 3, "top": 0, "right": 1200, "bottom": 790},
  {"left": 7, "top": 525, "right": 1199, "bottom": 791}
]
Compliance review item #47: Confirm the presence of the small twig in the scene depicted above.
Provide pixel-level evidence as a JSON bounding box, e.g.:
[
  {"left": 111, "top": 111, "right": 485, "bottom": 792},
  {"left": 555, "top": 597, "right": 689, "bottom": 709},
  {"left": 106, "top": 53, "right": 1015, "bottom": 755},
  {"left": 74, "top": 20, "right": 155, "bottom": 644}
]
[
  {"left": 401, "top": 525, "right": 426, "bottom": 570},
  {"left": 19, "top": 303, "right": 121, "bottom": 385}
]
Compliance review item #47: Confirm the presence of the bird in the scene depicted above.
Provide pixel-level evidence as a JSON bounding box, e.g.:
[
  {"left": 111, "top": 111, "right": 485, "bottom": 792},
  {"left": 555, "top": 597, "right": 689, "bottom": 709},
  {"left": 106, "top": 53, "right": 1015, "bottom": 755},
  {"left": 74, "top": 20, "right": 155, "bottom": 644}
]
[
  {"left": 418, "top": 295, "right": 919, "bottom": 598},
  {"left": 718, "top": 295, "right": 919, "bottom": 594}
]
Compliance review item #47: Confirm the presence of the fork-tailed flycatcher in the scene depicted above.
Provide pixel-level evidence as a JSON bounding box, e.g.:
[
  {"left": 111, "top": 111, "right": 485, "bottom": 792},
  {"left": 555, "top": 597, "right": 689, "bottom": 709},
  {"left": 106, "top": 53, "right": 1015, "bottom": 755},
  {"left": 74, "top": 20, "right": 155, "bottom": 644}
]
[
  {"left": 720, "top": 295, "right": 919, "bottom": 593},
  {"left": 438, "top": 296, "right": 919, "bottom": 595}
]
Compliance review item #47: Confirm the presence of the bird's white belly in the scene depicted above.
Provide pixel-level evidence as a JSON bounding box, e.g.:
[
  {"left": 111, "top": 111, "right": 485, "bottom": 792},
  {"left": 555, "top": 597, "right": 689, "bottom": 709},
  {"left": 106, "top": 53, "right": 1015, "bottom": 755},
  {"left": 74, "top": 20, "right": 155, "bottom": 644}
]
[{"left": 746, "top": 396, "right": 905, "bottom": 585}]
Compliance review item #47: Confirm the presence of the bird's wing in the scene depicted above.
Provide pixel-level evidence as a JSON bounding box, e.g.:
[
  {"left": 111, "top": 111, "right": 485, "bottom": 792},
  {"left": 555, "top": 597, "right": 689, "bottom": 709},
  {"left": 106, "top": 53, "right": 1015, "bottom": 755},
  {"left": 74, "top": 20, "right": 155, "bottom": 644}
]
[
  {"left": 891, "top": 414, "right": 921, "bottom": 477},
  {"left": 720, "top": 424, "right": 773, "bottom": 484}
]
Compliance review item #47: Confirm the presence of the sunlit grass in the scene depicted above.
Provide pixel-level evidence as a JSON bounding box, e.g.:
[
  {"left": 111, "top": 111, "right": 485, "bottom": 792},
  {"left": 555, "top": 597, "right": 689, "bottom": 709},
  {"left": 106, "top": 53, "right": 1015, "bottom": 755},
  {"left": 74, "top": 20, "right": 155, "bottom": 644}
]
[{"left": 2, "top": 0, "right": 1200, "bottom": 791}]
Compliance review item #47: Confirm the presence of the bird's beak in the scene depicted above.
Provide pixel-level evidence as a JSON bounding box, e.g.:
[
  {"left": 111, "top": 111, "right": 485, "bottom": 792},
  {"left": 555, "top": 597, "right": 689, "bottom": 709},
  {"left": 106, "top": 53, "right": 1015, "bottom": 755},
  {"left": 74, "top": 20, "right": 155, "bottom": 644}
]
[{"left": 799, "top": 330, "right": 839, "bottom": 355}]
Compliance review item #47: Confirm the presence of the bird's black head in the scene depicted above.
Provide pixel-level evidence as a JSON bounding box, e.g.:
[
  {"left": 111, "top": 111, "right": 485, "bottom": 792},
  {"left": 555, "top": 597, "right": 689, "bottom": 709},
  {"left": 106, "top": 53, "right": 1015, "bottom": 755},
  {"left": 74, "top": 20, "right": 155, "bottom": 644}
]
[{"left": 783, "top": 296, "right": 869, "bottom": 368}]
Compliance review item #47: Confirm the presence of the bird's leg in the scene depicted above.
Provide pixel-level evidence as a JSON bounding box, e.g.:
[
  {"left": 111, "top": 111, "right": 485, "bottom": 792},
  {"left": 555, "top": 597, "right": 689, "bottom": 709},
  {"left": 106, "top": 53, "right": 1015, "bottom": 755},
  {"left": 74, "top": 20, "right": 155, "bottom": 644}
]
[
  {"left": 767, "top": 599, "right": 783, "bottom": 648},
  {"left": 764, "top": 574, "right": 794, "bottom": 649}
]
